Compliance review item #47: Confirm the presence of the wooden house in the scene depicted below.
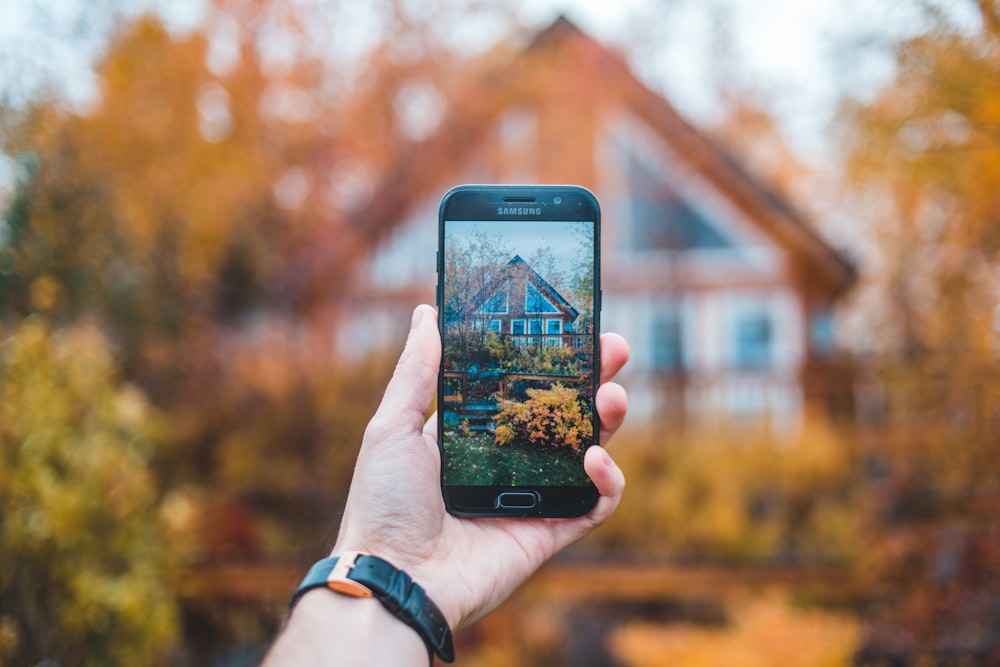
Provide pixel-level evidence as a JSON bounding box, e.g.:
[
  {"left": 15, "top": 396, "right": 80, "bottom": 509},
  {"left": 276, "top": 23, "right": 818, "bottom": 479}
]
[
  {"left": 469, "top": 254, "right": 583, "bottom": 344},
  {"left": 330, "top": 16, "right": 856, "bottom": 428}
]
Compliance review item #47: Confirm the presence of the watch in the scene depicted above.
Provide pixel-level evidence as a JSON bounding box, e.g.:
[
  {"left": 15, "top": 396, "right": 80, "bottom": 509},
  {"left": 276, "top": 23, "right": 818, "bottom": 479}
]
[{"left": 289, "top": 552, "right": 455, "bottom": 664}]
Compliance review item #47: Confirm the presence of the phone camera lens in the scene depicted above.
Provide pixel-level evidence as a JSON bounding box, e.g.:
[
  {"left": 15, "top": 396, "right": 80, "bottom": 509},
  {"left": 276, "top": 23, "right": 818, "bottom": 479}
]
[{"left": 553, "top": 196, "right": 563, "bottom": 205}]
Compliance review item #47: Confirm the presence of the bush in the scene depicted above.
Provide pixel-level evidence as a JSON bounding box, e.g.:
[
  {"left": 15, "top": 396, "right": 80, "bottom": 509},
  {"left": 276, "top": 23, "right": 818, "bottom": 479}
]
[
  {"left": 609, "top": 594, "right": 859, "bottom": 667},
  {"left": 494, "top": 384, "right": 592, "bottom": 452},
  {"left": 0, "top": 318, "right": 177, "bottom": 665},
  {"left": 590, "top": 418, "right": 865, "bottom": 563}
]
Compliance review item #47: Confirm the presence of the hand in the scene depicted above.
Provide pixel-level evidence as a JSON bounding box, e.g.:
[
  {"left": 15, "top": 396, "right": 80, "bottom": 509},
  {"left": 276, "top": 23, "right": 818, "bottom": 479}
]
[{"left": 333, "top": 304, "right": 629, "bottom": 630}]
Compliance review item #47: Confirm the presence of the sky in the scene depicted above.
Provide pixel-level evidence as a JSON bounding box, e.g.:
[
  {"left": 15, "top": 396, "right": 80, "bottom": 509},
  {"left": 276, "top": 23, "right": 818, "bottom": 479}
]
[
  {"left": 0, "top": 0, "right": 899, "bottom": 116},
  {"left": 0, "top": 0, "right": 937, "bottom": 202},
  {"left": 445, "top": 219, "right": 593, "bottom": 275},
  {"left": 529, "top": 0, "right": 903, "bottom": 159}
]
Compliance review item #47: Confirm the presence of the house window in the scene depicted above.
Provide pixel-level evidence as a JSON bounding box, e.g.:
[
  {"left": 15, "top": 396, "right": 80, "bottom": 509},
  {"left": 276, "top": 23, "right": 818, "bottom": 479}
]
[
  {"left": 809, "top": 309, "right": 834, "bottom": 357},
  {"left": 734, "top": 311, "right": 772, "bottom": 369},
  {"left": 526, "top": 282, "right": 559, "bottom": 314},
  {"left": 488, "top": 319, "right": 502, "bottom": 334},
  {"left": 545, "top": 319, "right": 564, "bottom": 348},
  {"left": 625, "top": 148, "right": 732, "bottom": 252},
  {"left": 526, "top": 319, "right": 543, "bottom": 345},
  {"left": 511, "top": 320, "right": 526, "bottom": 335},
  {"left": 652, "top": 310, "right": 684, "bottom": 372},
  {"left": 478, "top": 280, "right": 509, "bottom": 314}
]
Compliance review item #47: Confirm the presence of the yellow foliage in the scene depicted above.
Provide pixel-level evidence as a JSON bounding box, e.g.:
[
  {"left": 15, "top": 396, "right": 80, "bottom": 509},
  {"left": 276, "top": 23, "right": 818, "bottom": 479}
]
[
  {"left": 494, "top": 384, "right": 592, "bottom": 451},
  {"left": 596, "top": 416, "right": 866, "bottom": 563},
  {"left": 837, "top": 8, "right": 1000, "bottom": 655},
  {"left": 28, "top": 274, "right": 61, "bottom": 311},
  {"left": 610, "top": 595, "right": 859, "bottom": 667},
  {"left": 0, "top": 318, "right": 176, "bottom": 665}
]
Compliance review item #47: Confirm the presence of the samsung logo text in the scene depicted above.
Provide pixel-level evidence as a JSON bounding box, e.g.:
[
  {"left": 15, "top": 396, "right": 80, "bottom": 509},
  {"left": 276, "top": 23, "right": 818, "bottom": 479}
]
[{"left": 497, "top": 207, "right": 542, "bottom": 215}]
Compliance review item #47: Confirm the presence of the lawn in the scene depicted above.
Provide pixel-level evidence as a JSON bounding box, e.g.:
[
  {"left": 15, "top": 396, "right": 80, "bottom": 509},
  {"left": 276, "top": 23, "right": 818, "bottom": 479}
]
[{"left": 442, "top": 430, "right": 591, "bottom": 486}]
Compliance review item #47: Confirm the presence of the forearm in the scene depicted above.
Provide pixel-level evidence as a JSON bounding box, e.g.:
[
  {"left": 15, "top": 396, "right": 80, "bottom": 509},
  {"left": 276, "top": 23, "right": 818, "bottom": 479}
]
[{"left": 262, "top": 589, "right": 428, "bottom": 667}]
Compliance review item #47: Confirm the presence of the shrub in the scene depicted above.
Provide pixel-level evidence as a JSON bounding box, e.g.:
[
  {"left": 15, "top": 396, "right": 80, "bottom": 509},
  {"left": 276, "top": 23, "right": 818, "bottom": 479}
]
[
  {"left": 0, "top": 319, "right": 177, "bottom": 665},
  {"left": 494, "top": 384, "right": 592, "bottom": 452}
]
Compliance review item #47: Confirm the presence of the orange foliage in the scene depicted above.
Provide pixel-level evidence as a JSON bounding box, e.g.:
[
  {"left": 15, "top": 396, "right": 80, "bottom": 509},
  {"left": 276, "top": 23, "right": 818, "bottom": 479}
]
[
  {"left": 609, "top": 595, "right": 859, "bottom": 667},
  {"left": 494, "top": 384, "right": 592, "bottom": 451},
  {"left": 592, "top": 418, "right": 865, "bottom": 564},
  {"left": 1, "top": 8, "right": 471, "bottom": 655},
  {"left": 836, "top": 2, "right": 1000, "bottom": 660}
]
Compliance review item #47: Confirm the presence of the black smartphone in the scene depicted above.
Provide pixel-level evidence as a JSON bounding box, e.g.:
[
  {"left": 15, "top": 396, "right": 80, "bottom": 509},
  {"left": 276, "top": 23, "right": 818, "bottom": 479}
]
[{"left": 436, "top": 185, "right": 601, "bottom": 517}]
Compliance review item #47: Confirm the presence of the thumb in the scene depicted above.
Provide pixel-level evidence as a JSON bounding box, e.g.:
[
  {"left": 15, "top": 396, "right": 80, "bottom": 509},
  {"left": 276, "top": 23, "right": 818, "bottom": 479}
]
[{"left": 369, "top": 304, "right": 441, "bottom": 436}]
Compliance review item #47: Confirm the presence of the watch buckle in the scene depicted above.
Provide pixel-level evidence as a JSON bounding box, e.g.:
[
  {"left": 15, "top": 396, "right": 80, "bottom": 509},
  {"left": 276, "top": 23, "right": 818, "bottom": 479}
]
[{"left": 327, "top": 551, "right": 373, "bottom": 598}]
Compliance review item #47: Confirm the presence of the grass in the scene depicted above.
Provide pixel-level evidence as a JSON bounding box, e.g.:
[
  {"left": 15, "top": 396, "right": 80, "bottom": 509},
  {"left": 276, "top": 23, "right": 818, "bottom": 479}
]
[{"left": 442, "top": 430, "right": 590, "bottom": 486}]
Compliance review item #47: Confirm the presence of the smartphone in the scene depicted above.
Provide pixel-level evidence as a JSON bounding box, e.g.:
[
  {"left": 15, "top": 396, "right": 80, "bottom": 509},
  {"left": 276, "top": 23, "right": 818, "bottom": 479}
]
[{"left": 436, "top": 185, "right": 601, "bottom": 517}]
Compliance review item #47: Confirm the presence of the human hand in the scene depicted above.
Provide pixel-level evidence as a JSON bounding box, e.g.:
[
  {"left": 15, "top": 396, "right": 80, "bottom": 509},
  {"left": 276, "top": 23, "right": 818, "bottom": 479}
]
[{"left": 333, "top": 304, "right": 629, "bottom": 631}]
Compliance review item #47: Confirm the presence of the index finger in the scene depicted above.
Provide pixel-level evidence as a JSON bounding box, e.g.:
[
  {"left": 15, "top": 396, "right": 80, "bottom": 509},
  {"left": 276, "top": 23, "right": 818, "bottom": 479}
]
[{"left": 370, "top": 304, "right": 441, "bottom": 438}]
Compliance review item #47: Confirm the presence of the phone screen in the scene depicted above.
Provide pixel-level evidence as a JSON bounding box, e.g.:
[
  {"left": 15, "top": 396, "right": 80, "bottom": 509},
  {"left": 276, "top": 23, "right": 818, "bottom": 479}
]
[{"left": 437, "top": 186, "right": 600, "bottom": 517}]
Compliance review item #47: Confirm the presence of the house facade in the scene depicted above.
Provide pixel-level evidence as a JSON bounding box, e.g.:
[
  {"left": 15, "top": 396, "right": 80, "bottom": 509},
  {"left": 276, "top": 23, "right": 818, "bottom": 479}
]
[
  {"left": 472, "top": 255, "right": 582, "bottom": 345},
  {"left": 333, "top": 17, "right": 855, "bottom": 429}
]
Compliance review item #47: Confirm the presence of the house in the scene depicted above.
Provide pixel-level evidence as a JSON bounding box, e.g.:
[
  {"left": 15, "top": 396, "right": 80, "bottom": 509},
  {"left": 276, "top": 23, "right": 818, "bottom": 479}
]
[
  {"left": 331, "top": 16, "right": 856, "bottom": 428},
  {"left": 470, "top": 255, "right": 582, "bottom": 345},
  {"left": 441, "top": 253, "right": 591, "bottom": 426}
]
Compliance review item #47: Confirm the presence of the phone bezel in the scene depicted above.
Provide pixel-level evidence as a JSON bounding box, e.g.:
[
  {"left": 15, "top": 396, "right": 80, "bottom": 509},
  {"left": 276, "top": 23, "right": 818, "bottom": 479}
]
[{"left": 436, "top": 184, "right": 602, "bottom": 518}]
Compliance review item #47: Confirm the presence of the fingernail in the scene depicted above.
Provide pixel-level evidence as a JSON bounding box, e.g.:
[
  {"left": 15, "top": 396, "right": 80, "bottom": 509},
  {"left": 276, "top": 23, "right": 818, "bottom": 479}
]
[{"left": 411, "top": 306, "right": 423, "bottom": 330}]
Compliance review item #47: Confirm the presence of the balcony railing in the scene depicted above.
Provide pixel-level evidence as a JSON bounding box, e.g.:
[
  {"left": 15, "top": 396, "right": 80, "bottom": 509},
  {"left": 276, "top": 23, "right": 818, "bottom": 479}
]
[{"left": 501, "top": 333, "right": 591, "bottom": 349}]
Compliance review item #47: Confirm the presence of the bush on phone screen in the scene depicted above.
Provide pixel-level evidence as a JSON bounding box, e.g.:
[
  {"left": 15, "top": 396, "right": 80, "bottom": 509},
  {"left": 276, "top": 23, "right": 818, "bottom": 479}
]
[{"left": 494, "top": 384, "right": 592, "bottom": 452}]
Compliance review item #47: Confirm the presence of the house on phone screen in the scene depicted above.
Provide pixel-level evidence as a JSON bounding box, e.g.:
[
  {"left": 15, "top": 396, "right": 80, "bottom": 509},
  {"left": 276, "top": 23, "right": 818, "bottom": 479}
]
[
  {"left": 325, "top": 16, "right": 856, "bottom": 428},
  {"left": 470, "top": 255, "right": 584, "bottom": 346}
]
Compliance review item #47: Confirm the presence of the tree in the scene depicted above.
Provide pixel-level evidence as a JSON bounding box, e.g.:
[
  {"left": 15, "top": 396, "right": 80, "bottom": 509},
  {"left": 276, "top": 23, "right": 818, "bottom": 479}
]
[
  {"left": 837, "top": 1, "right": 1000, "bottom": 661},
  {"left": 442, "top": 230, "right": 516, "bottom": 368},
  {"left": 0, "top": 2, "right": 530, "bottom": 658},
  {"left": 0, "top": 319, "right": 176, "bottom": 666}
]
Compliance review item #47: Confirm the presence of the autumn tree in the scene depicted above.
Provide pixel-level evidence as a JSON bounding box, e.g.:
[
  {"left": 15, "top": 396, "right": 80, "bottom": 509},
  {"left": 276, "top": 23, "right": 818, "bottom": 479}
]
[
  {"left": 0, "top": 319, "right": 175, "bottom": 666},
  {"left": 0, "top": 0, "right": 472, "bottom": 522},
  {"left": 442, "top": 230, "right": 516, "bottom": 368},
  {"left": 837, "top": 1, "right": 1000, "bottom": 661},
  {"left": 0, "top": 0, "right": 535, "bottom": 659}
]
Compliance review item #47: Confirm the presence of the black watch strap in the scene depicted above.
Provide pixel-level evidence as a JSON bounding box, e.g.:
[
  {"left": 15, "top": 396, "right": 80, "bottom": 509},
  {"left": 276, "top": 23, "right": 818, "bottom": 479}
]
[{"left": 289, "top": 552, "right": 455, "bottom": 664}]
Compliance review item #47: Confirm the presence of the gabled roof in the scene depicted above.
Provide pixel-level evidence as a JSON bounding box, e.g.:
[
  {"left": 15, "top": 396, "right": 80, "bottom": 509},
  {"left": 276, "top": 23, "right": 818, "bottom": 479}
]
[
  {"left": 280, "top": 15, "right": 855, "bottom": 307},
  {"left": 471, "top": 255, "right": 579, "bottom": 321},
  {"left": 525, "top": 18, "right": 856, "bottom": 297}
]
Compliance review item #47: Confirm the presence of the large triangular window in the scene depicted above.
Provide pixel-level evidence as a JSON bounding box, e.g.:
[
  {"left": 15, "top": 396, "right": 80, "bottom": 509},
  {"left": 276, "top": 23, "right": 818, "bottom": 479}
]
[
  {"left": 525, "top": 282, "right": 559, "bottom": 314},
  {"left": 626, "top": 149, "right": 733, "bottom": 252},
  {"left": 478, "top": 280, "right": 509, "bottom": 314}
]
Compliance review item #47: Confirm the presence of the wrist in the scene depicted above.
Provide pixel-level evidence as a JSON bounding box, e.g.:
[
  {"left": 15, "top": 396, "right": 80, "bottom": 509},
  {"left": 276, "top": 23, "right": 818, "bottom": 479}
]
[
  {"left": 330, "top": 539, "right": 456, "bottom": 620},
  {"left": 276, "top": 590, "right": 427, "bottom": 666},
  {"left": 290, "top": 553, "right": 455, "bottom": 664}
]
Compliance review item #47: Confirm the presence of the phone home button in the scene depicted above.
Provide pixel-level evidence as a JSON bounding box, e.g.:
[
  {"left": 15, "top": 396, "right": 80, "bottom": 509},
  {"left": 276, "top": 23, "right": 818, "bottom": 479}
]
[{"left": 495, "top": 491, "right": 540, "bottom": 510}]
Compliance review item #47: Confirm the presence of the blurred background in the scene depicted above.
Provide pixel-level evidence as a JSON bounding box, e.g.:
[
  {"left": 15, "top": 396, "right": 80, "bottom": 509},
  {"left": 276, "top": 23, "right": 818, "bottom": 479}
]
[{"left": 1, "top": 0, "right": 998, "bottom": 665}]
